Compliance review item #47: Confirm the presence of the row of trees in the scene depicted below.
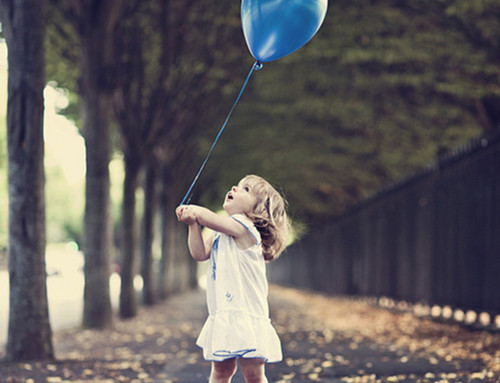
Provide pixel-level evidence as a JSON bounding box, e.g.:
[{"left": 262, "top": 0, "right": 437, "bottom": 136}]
[
  {"left": 1, "top": 0, "right": 498, "bottom": 361},
  {"left": 1, "top": 0, "right": 247, "bottom": 361}
]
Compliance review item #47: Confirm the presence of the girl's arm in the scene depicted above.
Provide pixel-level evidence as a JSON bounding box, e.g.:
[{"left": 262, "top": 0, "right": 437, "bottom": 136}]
[
  {"left": 182, "top": 205, "right": 248, "bottom": 238},
  {"left": 176, "top": 205, "right": 253, "bottom": 248},
  {"left": 176, "top": 205, "right": 212, "bottom": 261},
  {"left": 175, "top": 205, "right": 212, "bottom": 262},
  {"left": 187, "top": 223, "right": 212, "bottom": 262}
]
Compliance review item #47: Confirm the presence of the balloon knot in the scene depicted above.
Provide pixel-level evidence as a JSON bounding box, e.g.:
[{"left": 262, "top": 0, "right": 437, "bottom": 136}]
[{"left": 253, "top": 61, "right": 263, "bottom": 71}]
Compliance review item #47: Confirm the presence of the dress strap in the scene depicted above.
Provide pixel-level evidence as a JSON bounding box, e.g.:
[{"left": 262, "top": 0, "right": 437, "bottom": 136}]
[{"left": 231, "top": 214, "right": 260, "bottom": 246}]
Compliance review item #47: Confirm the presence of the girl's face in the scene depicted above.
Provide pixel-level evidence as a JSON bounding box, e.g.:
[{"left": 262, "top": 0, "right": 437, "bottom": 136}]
[{"left": 223, "top": 178, "right": 256, "bottom": 216}]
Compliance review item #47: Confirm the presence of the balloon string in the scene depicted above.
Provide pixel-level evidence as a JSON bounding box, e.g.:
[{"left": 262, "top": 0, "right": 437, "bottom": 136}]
[{"left": 179, "top": 61, "right": 263, "bottom": 206}]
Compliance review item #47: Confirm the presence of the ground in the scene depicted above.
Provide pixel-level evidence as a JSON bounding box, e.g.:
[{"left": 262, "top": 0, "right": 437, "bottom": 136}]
[{"left": 0, "top": 286, "right": 499, "bottom": 382}]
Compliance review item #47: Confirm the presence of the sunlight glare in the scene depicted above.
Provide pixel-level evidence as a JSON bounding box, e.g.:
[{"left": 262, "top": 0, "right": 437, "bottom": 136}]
[
  {"left": 43, "top": 84, "right": 85, "bottom": 185},
  {"left": 0, "top": 39, "right": 7, "bottom": 117}
]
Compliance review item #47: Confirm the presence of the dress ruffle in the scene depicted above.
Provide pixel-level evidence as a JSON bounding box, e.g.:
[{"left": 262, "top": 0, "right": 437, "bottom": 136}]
[{"left": 196, "top": 310, "right": 282, "bottom": 363}]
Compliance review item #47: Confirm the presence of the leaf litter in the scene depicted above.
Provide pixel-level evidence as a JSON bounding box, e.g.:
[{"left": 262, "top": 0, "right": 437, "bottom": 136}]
[{"left": 0, "top": 286, "right": 498, "bottom": 382}]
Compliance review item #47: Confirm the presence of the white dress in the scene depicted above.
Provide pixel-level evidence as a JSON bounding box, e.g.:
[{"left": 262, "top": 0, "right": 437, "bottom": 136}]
[{"left": 196, "top": 214, "right": 282, "bottom": 363}]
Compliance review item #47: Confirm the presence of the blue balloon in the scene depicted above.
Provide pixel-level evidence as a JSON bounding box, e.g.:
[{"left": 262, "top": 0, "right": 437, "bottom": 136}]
[{"left": 241, "top": 0, "right": 328, "bottom": 62}]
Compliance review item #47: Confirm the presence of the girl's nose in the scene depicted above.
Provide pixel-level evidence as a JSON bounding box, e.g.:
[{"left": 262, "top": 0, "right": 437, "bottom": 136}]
[{"left": 232, "top": 186, "right": 238, "bottom": 192}]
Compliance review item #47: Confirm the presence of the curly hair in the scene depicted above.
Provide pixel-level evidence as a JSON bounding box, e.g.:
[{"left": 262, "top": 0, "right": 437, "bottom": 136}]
[{"left": 242, "top": 175, "right": 289, "bottom": 261}]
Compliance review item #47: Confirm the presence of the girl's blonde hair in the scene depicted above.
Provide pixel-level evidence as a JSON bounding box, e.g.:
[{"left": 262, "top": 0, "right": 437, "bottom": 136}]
[{"left": 242, "top": 175, "right": 289, "bottom": 261}]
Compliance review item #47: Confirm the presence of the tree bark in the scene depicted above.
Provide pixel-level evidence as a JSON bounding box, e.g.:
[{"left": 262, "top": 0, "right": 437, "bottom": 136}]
[
  {"left": 81, "top": 51, "right": 113, "bottom": 328},
  {"left": 119, "top": 158, "right": 140, "bottom": 318},
  {"left": 0, "top": 0, "right": 54, "bottom": 361},
  {"left": 140, "top": 158, "right": 157, "bottom": 305},
  {"left": 158, "top": 163, "right": 173, "bottom": 300},
  {"left": 74, "top": 0, "right": 125, "bottom": 329}
]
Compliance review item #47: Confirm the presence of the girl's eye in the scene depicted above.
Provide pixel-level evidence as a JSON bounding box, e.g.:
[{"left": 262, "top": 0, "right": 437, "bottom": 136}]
[{"left": 244, "top": 186, "right": 250, "bottom": 192}]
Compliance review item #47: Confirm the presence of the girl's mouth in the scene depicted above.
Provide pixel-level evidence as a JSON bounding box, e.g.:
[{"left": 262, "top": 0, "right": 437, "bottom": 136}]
[{"left": 227, "top": 192, "right": 234, "bottom": 200}]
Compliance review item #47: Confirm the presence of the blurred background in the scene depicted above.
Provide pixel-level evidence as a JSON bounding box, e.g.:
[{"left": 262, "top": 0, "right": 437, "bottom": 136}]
[{"left": 1, "top": 0, "right": 499, "bottom": 353}]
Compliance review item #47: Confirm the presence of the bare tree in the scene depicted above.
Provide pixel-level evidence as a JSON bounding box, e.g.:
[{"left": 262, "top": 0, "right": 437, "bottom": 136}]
[{"left": 0, "top": 0, "right": 54, "bottom": 361}]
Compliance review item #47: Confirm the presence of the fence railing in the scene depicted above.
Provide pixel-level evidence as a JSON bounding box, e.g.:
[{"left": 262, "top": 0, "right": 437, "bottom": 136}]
[{"left": 269, "top": 133, "right": 500, "bottom": 314}]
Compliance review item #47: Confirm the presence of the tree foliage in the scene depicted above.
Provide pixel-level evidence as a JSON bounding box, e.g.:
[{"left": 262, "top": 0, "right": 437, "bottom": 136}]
[
  {"left": 38, "top": 0, "right": 500, "bottom": 256},
  {"left": 201, "top": 0, "right": 499, "bottom": 225},
  {"left": 39, "top": 0, "right": 500, "bottom": 228}
]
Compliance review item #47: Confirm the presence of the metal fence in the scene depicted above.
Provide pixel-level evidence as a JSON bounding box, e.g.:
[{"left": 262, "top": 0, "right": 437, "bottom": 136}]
[{"left": 269, "top": 133, "right": 500, "bottom": 314}]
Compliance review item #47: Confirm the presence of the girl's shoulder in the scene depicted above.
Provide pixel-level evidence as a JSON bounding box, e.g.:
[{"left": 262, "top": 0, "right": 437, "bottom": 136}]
[{"left": 230, "top": 214, "right": 261, "bottom": 246}]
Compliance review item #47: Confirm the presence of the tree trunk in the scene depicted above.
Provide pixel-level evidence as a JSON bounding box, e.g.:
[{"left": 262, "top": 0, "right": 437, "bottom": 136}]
[
  {"left": 119, "top": 158, "right": 140, "bottom": 318},
  {"left": 476, "top": 96, "right": 500, "bottom": 133},
  {"left": 0, "top": 0, "right": 54, "bottom": 361},
  {"left": 72, "top": 0, "right": 125, "bottom": 329},
  {"left": 174, "top": 220, "right": 190, "bottom": 293},
  {"left": 140, "top": 158, "right": 157, "bottom": 305},
  {"left": 188, "top": 246, "right": 199, "bottom": 289},
  {"left": 158, "top": 163, "right": 173, "bottom": 300},
  {"left": 79, "top": 14, "right": 115, "bottom": 330},
  {"left": 157, "top": 162, "right": 198, "bottom": 298}
]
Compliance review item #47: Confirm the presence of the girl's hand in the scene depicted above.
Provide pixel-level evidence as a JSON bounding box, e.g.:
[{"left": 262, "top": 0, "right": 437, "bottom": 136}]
[{"left": 176, "top": 205, "right": 198, "bottom": 225}]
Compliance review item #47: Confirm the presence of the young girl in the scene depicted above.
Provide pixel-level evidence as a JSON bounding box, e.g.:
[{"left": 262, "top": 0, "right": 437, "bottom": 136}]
[{"left": 175, "top": 174, "right": 289, "bottom": 383}]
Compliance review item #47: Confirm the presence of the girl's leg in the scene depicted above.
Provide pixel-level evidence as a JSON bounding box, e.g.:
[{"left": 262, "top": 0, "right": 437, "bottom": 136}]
[
  {"left": 209, "top": 358, "right": 237, "bottom": 383},
  {"left": 239, "top": 358, "right": 267, "bottom": 383}
]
